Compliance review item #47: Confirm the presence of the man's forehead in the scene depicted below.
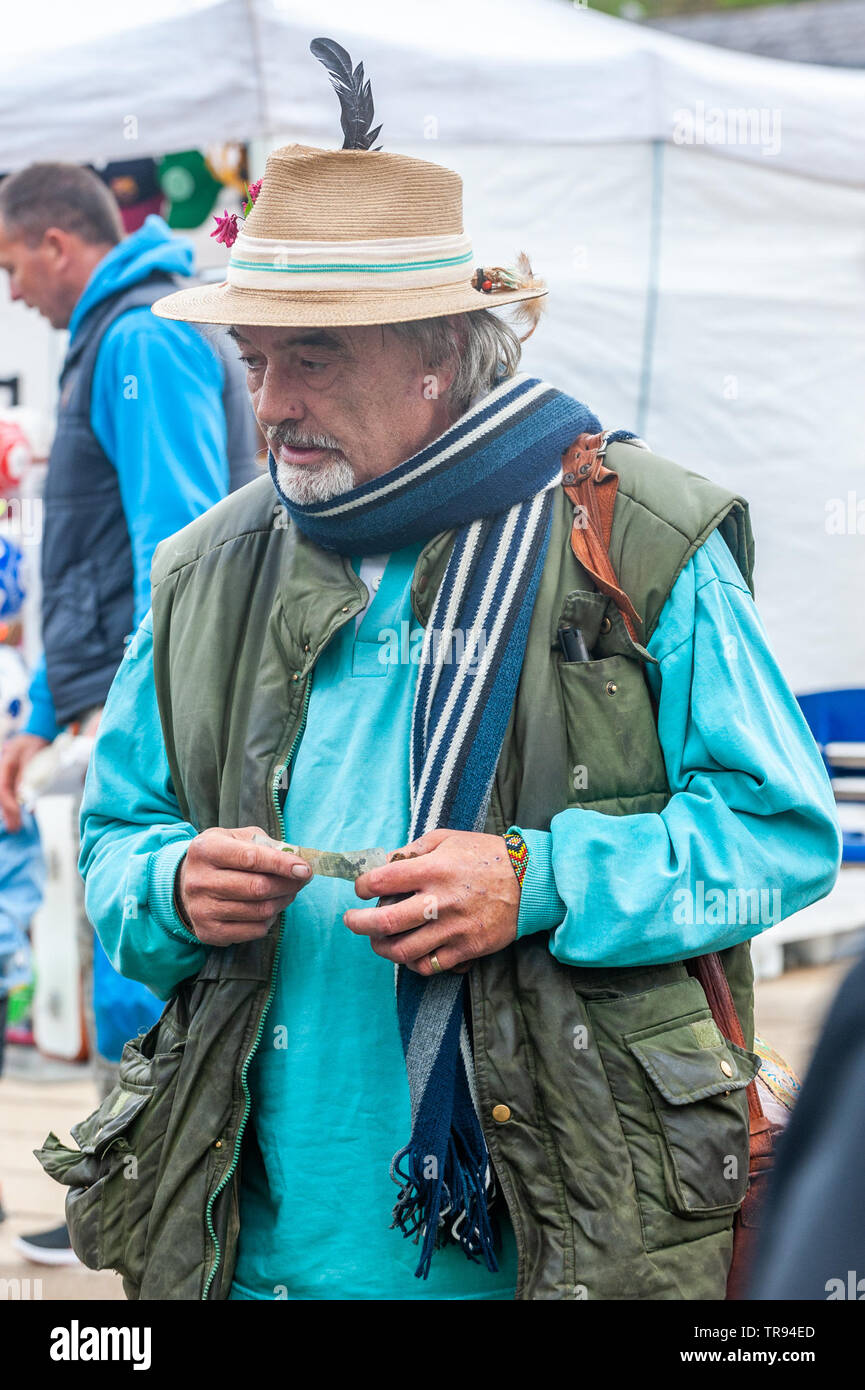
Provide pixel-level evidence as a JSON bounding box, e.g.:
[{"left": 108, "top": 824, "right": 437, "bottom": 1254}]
[{"left": 228, "top": 325, "right": 353, "bottom": 353}]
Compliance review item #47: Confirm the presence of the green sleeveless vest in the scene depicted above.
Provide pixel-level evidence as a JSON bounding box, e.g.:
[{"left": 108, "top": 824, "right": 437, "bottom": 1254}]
[{"left": 52, "top": 440, "right": 762, "bottom": 1301}]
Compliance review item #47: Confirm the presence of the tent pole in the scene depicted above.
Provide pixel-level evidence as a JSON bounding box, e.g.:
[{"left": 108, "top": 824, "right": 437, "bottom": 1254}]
[
  {"left": 244, "top": 0, "right": 273, "bottom": 142},
  {"left": 636, "top": 138, "right": 664, "bottom": 441}
]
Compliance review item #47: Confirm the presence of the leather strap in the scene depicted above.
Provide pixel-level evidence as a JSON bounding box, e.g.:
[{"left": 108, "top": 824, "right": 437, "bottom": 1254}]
[
  {"left": 688, "top": 953, "right": 770, "bottom": 1140},
  {"left": 561, "top": 432, "right": 641, "bottom": 640}
]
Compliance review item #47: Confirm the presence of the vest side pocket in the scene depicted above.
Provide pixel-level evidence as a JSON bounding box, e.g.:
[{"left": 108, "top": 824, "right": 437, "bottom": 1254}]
[
  {"left": 36, "top": 1081, "right": 154, "bottom": 1281},
  {"left": 625, "top": 1020, "right": 757, "bottom": 1222},
  {"left": 588, "top": 978, "right": 757, "bottom": 1254},
  {"left": 35, "top": 1019, "right": 186, "bottom": 1289}
]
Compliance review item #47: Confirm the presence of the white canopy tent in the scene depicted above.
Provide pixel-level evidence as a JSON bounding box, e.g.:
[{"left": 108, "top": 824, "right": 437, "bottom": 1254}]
[{"left": 2, "top": 0, "right": 864, "bottom": 693}]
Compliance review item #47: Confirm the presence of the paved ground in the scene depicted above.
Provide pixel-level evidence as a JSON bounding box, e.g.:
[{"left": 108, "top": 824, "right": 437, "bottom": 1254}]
[
  {"left": 0, "top": 957, "right": 854, "bottom": 1301},
  {"left": 754, "top": 958, "right": 851, "bottom": 1078},
  {"left": 0, "top": 1046, "right": 125, "bottom": 1300}
]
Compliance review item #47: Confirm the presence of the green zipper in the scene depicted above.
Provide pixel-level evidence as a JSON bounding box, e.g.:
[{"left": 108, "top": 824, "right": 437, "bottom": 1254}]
[{"left": 201, "top": 679, "right": 312, "bottom": 1300}]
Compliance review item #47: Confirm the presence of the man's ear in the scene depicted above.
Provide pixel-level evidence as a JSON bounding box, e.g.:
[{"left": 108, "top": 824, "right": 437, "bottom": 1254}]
[
  {"left": 418, "top": 355, "right": 455, "bottom": 404},
  {"left": 40, "top": 228, "right": 73, "bottom": 271},
  {"left": 429, "top": 316, "right": 466, "bottom": 398}
]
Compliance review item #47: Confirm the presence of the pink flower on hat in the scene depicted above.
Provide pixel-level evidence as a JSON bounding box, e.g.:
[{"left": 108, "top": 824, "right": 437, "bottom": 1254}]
[
  {"left": 242, "top": 179, "right": 262, "bottom": 218},
  {"left": 211, "top": 210, "right": 239, "bottom": 247}
]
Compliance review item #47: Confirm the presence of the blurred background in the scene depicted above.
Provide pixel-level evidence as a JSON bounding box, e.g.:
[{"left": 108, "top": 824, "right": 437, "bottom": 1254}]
[{"left": 0, "top": 0, "right": 863, "bottom": 1298}]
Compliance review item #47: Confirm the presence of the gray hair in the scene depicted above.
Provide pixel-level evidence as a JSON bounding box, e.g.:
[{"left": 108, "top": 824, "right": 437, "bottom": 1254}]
[
  {"left": 0, "top": 163, "right": 123, "bottom": 247},
  {"left": 391, "top": 310, "right": 522, "bottom": 416}
]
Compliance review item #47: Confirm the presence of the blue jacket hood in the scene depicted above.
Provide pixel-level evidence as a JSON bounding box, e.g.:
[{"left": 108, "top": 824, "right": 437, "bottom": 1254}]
[{"left": 69, "top": 215, "right": 195, "bottom": 340}]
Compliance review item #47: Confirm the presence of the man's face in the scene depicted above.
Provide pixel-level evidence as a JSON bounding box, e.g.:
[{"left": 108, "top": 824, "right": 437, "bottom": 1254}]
[
  {"left": 230, "top": 323, "right": 457, "bottom": 504},
  {"left": 0, "top": 218, "right": 79, "bottom": 329}
]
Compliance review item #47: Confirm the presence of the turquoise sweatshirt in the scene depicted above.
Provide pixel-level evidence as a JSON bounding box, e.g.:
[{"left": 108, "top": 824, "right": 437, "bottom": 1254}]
[{"left": 229, "top": 546, "right": 519, "bottom": 1299}]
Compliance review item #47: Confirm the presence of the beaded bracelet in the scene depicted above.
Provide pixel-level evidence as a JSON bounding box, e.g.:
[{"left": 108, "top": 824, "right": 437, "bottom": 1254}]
[{"left": 504, "top": 827, "right": 529, "bottom": 888}]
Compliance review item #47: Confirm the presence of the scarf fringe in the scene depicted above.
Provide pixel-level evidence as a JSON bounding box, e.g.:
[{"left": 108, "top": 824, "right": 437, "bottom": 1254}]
[{"left": 390, "top": 1125, "right": 499, "bottom": 1280}]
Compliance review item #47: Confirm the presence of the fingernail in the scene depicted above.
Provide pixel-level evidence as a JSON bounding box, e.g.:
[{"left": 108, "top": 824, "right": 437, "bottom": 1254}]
[{"left": 291, "top": 863, "right": 311, "bottom": 879}]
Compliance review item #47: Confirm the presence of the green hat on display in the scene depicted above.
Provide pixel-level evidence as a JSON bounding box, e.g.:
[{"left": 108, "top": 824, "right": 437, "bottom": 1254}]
[{"left": 158, "top": 150, "right": 222, "bottom": 230}]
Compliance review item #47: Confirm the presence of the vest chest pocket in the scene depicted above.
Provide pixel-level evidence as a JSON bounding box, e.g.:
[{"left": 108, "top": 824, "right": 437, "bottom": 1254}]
[{"left": 556, "top": 592, "right": 668, "bottom": 811}]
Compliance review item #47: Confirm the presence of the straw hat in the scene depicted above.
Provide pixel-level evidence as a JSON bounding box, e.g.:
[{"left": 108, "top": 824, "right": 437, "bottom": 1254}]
[{"left": 151, "top": 142, "right": 548, "bottom": 329}]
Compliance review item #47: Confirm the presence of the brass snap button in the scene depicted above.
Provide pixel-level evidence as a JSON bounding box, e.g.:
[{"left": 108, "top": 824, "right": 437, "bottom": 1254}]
[
  {"left": 720, "top": 1060, "right": 733, "bottom": 1078},
  {"left": 213, "top": 1139, "right": 223, "bottom": 1150},
  {"left": 605, "top": 681, "right": 617, "bottom": 696},
  {"left": 292, "top": 673, "right": 299, "bottom": 681},
  {"left": 599, "top": 616, "right": 612, "bottom": 634},
  {"left": 491, "top": 1104, "right": 512, "bottom": 1124}
]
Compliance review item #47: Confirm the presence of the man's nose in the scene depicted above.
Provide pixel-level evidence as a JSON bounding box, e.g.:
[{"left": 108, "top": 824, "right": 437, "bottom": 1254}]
[{"left": 254, "top": 366, "right": 307, "bottom": 429}]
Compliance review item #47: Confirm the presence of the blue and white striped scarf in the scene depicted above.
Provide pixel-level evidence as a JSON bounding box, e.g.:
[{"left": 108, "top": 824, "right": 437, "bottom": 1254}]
[{"left": 273, "top": 373, "right": 602, "bottom": 1276}]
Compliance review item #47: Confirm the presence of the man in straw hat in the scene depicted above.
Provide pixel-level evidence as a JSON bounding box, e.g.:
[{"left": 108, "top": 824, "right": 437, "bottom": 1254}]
[{"left": 51, "top": 41, "right": 839, "bottom": 1300}]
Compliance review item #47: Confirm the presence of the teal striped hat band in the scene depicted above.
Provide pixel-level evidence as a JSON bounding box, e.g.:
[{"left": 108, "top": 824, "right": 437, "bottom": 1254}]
[{"left": 228, "top": 230, "right": 475, "bottom": 292}]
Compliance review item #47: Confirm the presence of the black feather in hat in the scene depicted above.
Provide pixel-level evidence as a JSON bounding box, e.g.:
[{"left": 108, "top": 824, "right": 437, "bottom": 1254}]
[{"left": 310, "top": 37, "right": 383, "bottom": 150}]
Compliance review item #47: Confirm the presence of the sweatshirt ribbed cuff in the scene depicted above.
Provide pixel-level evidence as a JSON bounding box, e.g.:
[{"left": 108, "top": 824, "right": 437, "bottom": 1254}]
[
  {"left": 514, "top": 827, "right": 567, "bottom": 937},
  {"left": 147, "top": 838, "right": 200, "bottom": 946}
]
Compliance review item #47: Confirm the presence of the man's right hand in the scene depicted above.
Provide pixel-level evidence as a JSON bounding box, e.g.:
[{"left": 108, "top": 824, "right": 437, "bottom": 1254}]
[
  {"left": 175, "top": 826, "right": 312, "bottom": 946},
  {"left": 0, "top": 733, "right": 50, "bottom": 833}
]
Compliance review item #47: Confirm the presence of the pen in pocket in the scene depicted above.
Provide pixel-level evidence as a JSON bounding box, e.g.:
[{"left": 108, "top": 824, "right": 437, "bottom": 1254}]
[{"left": 557, "top": 626, "right": 591, "bottom": 663}]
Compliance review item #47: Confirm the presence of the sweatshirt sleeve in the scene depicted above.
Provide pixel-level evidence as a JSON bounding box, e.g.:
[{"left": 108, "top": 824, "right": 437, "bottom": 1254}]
[
  {"left": 90, "top": 311, "right": 229, "bottom": 628},
  {"left": 513, "top": 527, "right": 842, "bottom": 966},
  {"left": 22, "top": 654, "right": 61, "bottom": 741},
  {"left": 78, "top": 608, "right": 207, "bottom": 999}
]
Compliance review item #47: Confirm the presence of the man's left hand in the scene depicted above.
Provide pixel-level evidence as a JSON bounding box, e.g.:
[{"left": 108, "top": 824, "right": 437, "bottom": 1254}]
[{"left": 345, "top": 829, "right": 520, "bottom": 975}]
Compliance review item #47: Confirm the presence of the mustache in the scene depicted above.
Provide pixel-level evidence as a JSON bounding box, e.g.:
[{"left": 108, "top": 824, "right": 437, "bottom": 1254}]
[{"left": 266, "top": 423, "right": 344, "bottom": 453}]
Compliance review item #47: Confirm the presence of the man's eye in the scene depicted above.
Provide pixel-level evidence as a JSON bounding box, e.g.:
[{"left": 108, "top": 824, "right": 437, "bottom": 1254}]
[
  {"left": 239, "top": 356, "right": 263, "bottom": 370},
  {"left": 301, "top": 359, "right": 329, "bottom": 372}
]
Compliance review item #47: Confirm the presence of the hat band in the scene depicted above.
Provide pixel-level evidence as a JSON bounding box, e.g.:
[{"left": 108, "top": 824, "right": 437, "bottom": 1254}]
[{"left": 228, "top": 231, "right": 474, "bottom": 292}]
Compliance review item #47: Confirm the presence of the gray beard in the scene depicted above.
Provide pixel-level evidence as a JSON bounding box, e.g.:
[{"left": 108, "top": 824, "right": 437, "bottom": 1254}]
[{"left": 274, "top": 455, "right": 357, "bottom": 505}]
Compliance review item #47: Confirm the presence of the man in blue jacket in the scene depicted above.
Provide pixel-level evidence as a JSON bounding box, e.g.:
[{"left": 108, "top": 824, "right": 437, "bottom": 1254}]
[{"left": 0, "top": 161, "right": 256, "bottom": 1263}]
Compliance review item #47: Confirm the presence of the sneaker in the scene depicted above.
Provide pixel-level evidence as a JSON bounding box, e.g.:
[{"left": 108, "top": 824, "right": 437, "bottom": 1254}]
[{"left": 13, "top": 1223, "right": 81, "bottom": 1266}]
